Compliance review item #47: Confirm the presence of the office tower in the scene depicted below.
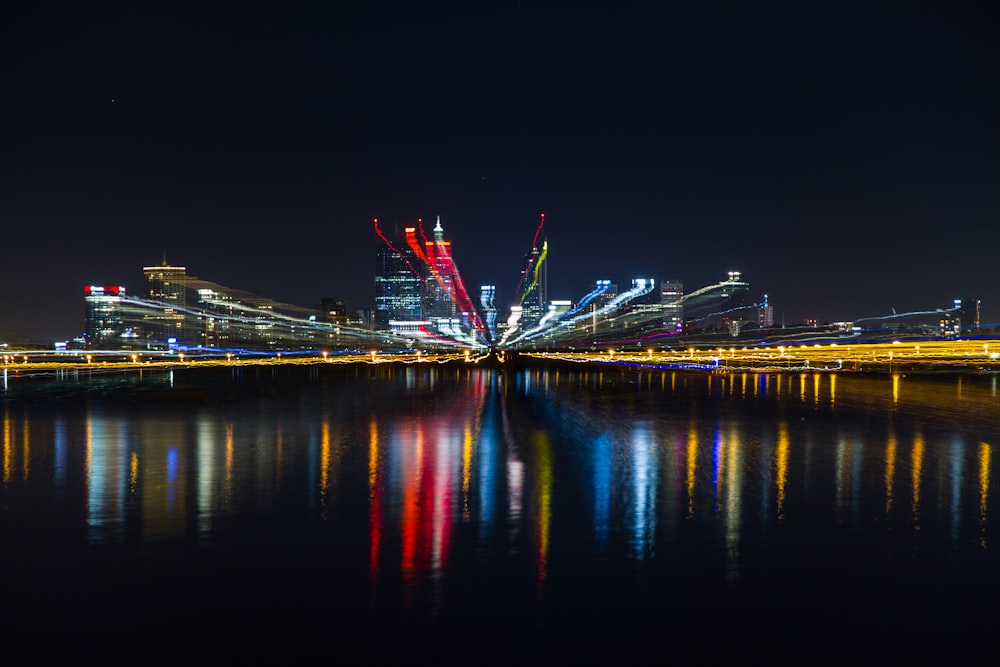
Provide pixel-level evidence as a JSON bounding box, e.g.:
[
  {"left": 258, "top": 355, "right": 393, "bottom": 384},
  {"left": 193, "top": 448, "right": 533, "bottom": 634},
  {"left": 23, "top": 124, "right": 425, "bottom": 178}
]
[
  {"left": 759, "top": 293, "right": 774, "bottom": 328},
  {"left": 420, "top": 217, "right": 485, "bottom": 339},
  {"left": 142, "top": 259, "right": 188, "bottom": 345},
  {"left": 480, "top": 285, "right": 497, "bottom": 342},
  {"left": 423, "top": 217, "right": 459, "bottom": 321},
  {"left": 943, "top": 298, "right": 982, "bottom": 336},
  {"left": 513, "top": 232, "right": 547, "bottom": 331},
  {"left": 957, "top": 298, "right": 981, "bottom": 332},
  {"left": 319, "top": 297, "right": 351, "bottom": 325},
  {"left": 84, "top": 285, "right": 128, "bottom": 348},
  {"left": 720, "top": 271, "right": 750, "bottom": 333},
  {"left": 374, "top": 224, "right": 423, "bottom": 330},
  {"left": 661, "top": 279, "right": 684, "bottom": 333}
]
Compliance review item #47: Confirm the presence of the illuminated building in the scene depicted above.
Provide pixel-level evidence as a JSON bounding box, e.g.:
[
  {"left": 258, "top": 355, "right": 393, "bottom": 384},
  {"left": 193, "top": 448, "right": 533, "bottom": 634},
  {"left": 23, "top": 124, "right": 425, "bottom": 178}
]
[
  {"left": 374, "top": 216, "right": 485, "bottom": 346},
  {"left": 957, "top": 298, "right": 981, "bottom": 332},
  {"left": 720, "top": 271, "right": 750, "bottom": 333},
  {"left": 423, "top": 217, "right": 459, "bottom": 321},
  {"left": 480, "top": 285, "right": 497, "bottom": 342},
  {"left": 941, "top": 298, "right": 981, "bottom": 337},
  {"left": 142, "top": 259, "right": 188, "bottom": 346},
  {"left": 84, "top": 285, "right": 131, "bottom": 347},
  {"left": 594, "top": 281, "right": 618, "bottom": 309},
  {"left": 661, "top": 279, "right": 684, "bottom": 332},
  {"left": 319, "top": 297, "right": 353, "bottom": 325},
  {"left": 512, "top": 215, "right": 548, "bottom": 331},
  {"left": 759, "top": 293, "right": 774, "bottom": 328},
  {"left": 374, "top": 225, "right": 423, "bottom": 330}
]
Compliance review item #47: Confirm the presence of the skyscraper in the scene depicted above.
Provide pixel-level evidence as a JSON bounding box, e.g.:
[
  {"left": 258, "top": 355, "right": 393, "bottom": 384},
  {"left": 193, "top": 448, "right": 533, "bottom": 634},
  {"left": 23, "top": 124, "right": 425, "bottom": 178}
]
[
  {"left": 423, "top": 217, "right": 459, "bottom": 321},
  {"left": 759, "top": 293, "right": 774, "bottom": 328},
  {"left": 480, "top": 285, "right": 497, "bottom": 342},
  {"left": 374, "top": 222, "right": 423, "bottom": 330},
  {"left": 142, "top": 259, "right": 187, "bottom": 345},
  {"left": 84, "top": 285, "right": 128, "bottom": 347},
  {"left": 661, "top": 279, "right": 684, "bottom": 333},
  {"left": 720, "top": 271, "right": 750, "bottom": 333},
  {"left": 512, "top": 215, "right": 548, "bottom": 331}
]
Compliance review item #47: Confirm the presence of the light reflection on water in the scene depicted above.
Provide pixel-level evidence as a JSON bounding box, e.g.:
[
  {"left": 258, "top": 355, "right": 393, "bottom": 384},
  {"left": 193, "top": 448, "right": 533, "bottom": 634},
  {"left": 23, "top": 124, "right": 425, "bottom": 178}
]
[{"left": 1, "top": 366, "right": 998, "bottom": 657}]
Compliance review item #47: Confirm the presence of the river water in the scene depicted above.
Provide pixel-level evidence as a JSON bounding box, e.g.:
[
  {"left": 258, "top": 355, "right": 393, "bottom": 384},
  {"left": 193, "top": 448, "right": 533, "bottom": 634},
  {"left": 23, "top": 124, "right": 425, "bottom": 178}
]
[{"left": 2, "top": 364, "right": 997, "bottom": 660}]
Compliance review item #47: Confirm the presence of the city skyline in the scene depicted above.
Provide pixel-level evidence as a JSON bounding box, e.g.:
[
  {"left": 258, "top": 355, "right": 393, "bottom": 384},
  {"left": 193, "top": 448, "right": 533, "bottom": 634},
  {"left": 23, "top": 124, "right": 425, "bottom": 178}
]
[
  {"left": 49, "top": 222, "right": 983, "bottom": 353},
  {"left": 3, "top": 4, "right": 997, "bottom": 340},
  {"left": 0, "top": 214, "right": 989, "bottom": 347}
]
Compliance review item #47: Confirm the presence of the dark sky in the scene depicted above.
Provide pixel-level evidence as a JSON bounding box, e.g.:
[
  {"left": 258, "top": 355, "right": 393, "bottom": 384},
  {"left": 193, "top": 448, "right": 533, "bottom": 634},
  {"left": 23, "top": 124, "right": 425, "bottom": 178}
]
[{"left": 3, "top": 2, "right": 998, "bottom": 340}]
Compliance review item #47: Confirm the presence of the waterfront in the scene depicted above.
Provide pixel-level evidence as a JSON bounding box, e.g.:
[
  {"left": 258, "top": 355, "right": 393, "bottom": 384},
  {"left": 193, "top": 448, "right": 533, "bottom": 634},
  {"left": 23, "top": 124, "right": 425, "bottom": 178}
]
[{"left": 2, "top": 364, "right": 998, "bottom": 660}]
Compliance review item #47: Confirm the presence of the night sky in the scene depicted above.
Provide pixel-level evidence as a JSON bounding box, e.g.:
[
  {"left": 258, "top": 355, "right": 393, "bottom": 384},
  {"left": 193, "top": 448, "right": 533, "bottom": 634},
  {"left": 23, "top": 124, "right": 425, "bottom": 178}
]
[{"left": 3, "top": 3, "right": 998, "bottom": 341}]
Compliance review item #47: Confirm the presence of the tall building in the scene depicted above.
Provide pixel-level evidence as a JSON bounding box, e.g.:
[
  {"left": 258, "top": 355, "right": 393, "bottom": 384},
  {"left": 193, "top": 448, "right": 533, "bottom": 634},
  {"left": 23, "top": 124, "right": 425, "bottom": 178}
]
[
  {"left": 720, "top": 271, "right": 750, "bottom": 333},
  {"left": 142, "top": 259, "right": 188, "bottom": 345},
  {"left": 374, "top": 216, "right": 485, "bottom": 345},
  {"left": 661, "top": 279, "right": 684, "bottom": 333},
  {"left": 374, "top": 224, "right": 423, "bottom": 330},
  {"left": 759, "top": 293, "right": 774, "bottom": 328},
  {"left": 480, "top": 285, "right": 497, "bottom": 343},
  {"left": 957, "top": 298, "right": 981, "bottom": 332},
  {"left": 423, "top": 217, "right": 459, "bottom": 321},
  {"left": 84, "top": 285, "right": 129, "bottom": 347},
  {"left": 513, "top": 229, "right": 547, "bottom": 330},
  {"left": 942, "top": 298, "right": 982, "bottom": 336}
]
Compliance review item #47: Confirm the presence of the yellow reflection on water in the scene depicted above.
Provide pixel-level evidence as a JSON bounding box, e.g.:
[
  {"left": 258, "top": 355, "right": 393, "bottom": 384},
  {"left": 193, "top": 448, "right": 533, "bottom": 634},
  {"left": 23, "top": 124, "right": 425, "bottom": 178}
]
[
  {"left": 829, "top": 374, "right": 836, "bottom": 406},
  {"left": 320, "top": 419, "right": 331, "bottom": 519},
  {"left": 776, "top": 420, "right": 789, "bottom": 521},
  {"left": 892, "top": 374, "right": 900, "bottom": 404},
  {"left": 3, "top": 407, "right": 10, "bottom": 483},
  {"left": 368, "top": 420, "right": 379, "bottom": 494},
  {"left": 462, "top": 424, "right": 473, "bottom": 521},
  {"left": 686, "top": 423, "right": 698, "bottom": 517},
  {"left": 21, "top": 418, "right": 29, "bottom": 480},
  {"left": 981, "top": 442, "right": 991, "bottom": 549},
  {"left": 534, "top": 432, "right": 553, "bottom": 586},
  {"left": 368, "top": 419, "right": 381, "bottom": 593},
  {"left": 912, "top": 431, "right": 925, "bottom": 526},
  {"left": 85, "top": 412, "right": 92, "bottom": 492},
  {"left": 129, "top": 451, "right": 139, "bottom": 495},
  {"left": 799, "top": 373, "right": 807, "bottom": 402},
  {"left": 225, "top": 424, "right": 234, "bottom": 502},
  {"left": 813, "top": 373, "right": 820, "bottom": 404},
  {"left": 885, "top": 430, "right": 897, "bottom": 514},
  {"left": 723, "top": 422, "right": 743, "bottom": 581}
]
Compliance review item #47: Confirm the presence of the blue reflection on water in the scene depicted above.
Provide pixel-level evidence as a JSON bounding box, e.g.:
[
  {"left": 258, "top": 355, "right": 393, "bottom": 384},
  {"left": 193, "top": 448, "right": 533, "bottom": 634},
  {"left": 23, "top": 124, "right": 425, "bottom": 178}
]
[
  {"left": 592, "top": 432, "right": 612, "bottom": 558},
  {"left": 1, "top": 366, "right": 998, "bottom": 658}
]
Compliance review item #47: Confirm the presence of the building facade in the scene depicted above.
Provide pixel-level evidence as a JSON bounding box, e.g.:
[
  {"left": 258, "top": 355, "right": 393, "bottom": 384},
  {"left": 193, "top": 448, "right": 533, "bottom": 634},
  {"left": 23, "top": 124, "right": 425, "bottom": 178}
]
[
  {"left": 84, "top": 285, "right": 130, "bottom": 347},
  {"left": 374, "top": 228, "right": 423, "bottom": 330},
  {"left": 142, "top": 260, "right": 188, "bottom": 346}
]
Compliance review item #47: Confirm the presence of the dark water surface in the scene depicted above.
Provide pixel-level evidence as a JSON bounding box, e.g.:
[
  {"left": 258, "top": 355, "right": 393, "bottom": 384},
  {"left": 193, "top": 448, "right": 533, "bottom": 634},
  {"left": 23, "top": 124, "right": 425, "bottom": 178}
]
[{"left": 2, "top": 365, "right": 998, "bottom": 661}]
